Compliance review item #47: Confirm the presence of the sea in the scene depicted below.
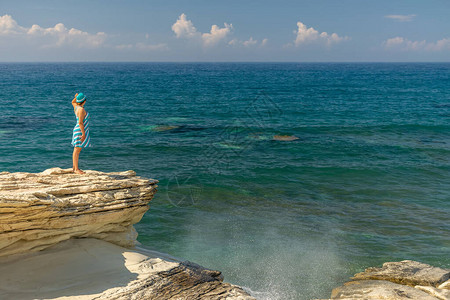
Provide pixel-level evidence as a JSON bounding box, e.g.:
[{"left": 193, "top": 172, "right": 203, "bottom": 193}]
[{"left": 0, "top": 62, "right": 449, "bottom": 300}]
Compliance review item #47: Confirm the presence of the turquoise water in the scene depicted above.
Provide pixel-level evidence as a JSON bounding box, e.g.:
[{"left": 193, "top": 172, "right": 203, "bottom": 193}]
[{"left": 1, "top": 63, "right": 449, "bottom": 299}]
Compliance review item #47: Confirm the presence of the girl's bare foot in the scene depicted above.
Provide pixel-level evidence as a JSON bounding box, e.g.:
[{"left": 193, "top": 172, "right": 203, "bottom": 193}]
[{"left": 74, "top": 169, "right": 85, "bottom": 174}]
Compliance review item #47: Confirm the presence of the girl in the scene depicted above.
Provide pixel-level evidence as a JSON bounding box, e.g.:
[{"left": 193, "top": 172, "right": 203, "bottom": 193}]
[{"left": 71, "top": 93, "right": 90, "bottom": 174}]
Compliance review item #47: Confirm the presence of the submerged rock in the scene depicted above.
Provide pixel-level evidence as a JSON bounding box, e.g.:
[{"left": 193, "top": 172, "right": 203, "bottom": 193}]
[
  {"left": 248, "top": 133, "right": 271, "bottom": 141},
  {"left": 273, "top": 135, "right": 299, "bottom": 141},
  {"left": 138, "top": 125, "right": 180, "bottom": 132},
  {"left": 328, "top": 260, "right": 450, "bottom": 300},
  {"left": 153, "top": 125, "right": 180, "bottom": 132}
]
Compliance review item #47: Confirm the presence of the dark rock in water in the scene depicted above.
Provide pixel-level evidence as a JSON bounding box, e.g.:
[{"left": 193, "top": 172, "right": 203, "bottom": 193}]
[
  {"left": 170, "top": 125, "right": 206, "bottom": 133},
  {"left": 248, "top": 133, "right": 271, "bottom": 141},
  {"left": 433, "top": 103, "right": 450, "bottom": 108},
  {"left": 327, "top": 260, "right": 450, "bottom": 300},
  {"left": 273, "top": 135, "right": 300, "bottom": 141},
  {"left": 149, "top": 124, "right": 206, "bottom": 133},
  {"left": 0, "top": 115, "right": 53, "bottom": 131},
  {"left": 153, "top": 125, "right": 180, "bottom": 132}
]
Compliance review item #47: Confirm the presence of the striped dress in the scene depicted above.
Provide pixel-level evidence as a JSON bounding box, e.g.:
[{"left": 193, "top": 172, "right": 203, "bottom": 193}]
[{"left": 72, "top": 106, "right": 91, "bottom": 148}]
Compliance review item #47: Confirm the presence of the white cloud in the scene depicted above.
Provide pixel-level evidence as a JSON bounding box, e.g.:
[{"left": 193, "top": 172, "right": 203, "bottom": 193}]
[
  {"left": 294, "top": 21, "right": 349, "bottom": 46},
  {"left": 242, "top": 37, "right": 258, "bottom": 47},
  {"left": 28, "top": 23, "right": 106, "bottom": 48},
  {"left": 171, "top": 13, "right": 199, "bottom": 39},
  {"left": 228, "top": 39, "right": 238, "bottom": 46},
  {"left": 383, "top": 37, "right": 425, "bottom": 50},
  {"left": 202, "top": 23, "right": 232, "bottom": 47},
  {"left": 385, "top": 14, "right": 416, "bottom": 22},
  {"left": 136, "top": 43, "right": 168, "bottom": 51},
  {"left": 172, "top": 13, "right": 232, "bottom": 47},
  {"left": 228, "top": 37, "right": 266, "bottom": 47},
  {"left": 383, "top": 36, "right": 450, "bottom": 51},
  {"left": 116, "top": 43, "right": 168, "bottom": 51},
  {"left": 0, "top": 14, "right": 106, "bottom": 48},
  {"left": 383, "top": 37, "right": 404, "bottom": 47},
  {"left": 429, "top": 38, "right": 450, "bottom": 51},
  {"left": 0, "top": 14, "right": 26, "bottom": 35},
  {"left": 115, "top": 44, "right": 134, "bottom": 50}
]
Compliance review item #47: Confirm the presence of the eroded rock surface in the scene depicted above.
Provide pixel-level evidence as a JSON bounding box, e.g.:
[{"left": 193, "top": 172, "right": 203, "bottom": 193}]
[
  {"left": 352, "top": 260, "right": 450, "bottom": 287},
  {"left": 0, "top": 168, "right": 255, "bottom": 299},
  {"left": 331, "top": 280, "right": 439, "bottom": 300},
  {"left": 330, "top": 260, "right": 450, "bottom": 300},
  {"left": 98, "top": 259, "right": 254, "bottom": 300},
  {"left": 0, "top": 167, "right": 157, "bottom": 256}
]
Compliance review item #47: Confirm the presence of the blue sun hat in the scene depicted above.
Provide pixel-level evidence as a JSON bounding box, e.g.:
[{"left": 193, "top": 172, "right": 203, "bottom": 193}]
[{"left": 76, "top": 93, "right": 86, "bottom": 103}]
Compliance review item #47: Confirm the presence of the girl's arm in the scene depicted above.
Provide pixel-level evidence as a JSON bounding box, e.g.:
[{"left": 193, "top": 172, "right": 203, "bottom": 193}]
[
  {"left": 76, "top": 108, "right": 86, "bottom": 142},
  {"left": 71, "top": 93, "right": 78, "bottom": 109}
]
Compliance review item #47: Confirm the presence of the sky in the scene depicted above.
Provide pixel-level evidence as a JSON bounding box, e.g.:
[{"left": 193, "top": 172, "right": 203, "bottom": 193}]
[{"left": 0, "top": 0, "right": 449, "bottom": 62}]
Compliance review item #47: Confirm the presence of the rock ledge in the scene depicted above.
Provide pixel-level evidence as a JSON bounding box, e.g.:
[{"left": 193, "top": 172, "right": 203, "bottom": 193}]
[
  {"left": 329, "top": 260, "right": 450, "bottom": 300},
  {"left": 0, "top": 168, "right": 255, "bottom": 299},
  {"left": 0, "top": 167, "right": 158, "bottom": 257}
]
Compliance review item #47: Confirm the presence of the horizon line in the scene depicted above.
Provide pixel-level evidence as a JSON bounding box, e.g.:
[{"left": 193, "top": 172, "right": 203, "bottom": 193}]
[{"left": 1, "top": 61, "right": 450, "bottom": 64}]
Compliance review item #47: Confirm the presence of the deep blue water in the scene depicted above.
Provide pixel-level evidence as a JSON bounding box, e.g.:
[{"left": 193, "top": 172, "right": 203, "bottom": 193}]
[{"left": 0, "top": 63, "right": 449, "bottom": 299}]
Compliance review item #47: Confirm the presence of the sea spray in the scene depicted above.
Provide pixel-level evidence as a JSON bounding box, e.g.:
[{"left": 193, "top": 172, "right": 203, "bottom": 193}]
[{"left": 169, "top": 204, "right": 348, "bottom": 300}]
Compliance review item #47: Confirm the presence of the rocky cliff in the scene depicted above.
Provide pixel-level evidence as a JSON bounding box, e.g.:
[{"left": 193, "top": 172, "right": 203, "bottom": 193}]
[
  {"left": 0, "top": 167, "right": 157, "bottom": 257},
  {"left": 0, "top": 168, "right": 255, "bottom": 300}
]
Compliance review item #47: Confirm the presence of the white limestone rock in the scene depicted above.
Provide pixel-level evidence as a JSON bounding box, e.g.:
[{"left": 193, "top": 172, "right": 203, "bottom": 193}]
[
  {"left": 352, "top": 260, "right": 450, "bottom": 287},
  {"left": 415, "top": 285, "right": 450, "bottom": 300},
  {"left": 0, "top": 168, "right": 256, "bottom": 299},
  {"left": 330, "top": 260, "right": 450, "bottom": 300},
  {"left": 0, "top": 167, "right": 158, "bottom": 257},
  {"left": 331, "top": 280, "right": 439, "bottom": 299}
]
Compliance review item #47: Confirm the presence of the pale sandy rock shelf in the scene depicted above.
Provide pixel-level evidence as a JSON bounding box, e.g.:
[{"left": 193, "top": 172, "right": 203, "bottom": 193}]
[
  {"left": 0, "top": 167, "right": 255, "bottom": 300},
  {"left": 318, "top": 260, "right": 450, "bottom": 300}
]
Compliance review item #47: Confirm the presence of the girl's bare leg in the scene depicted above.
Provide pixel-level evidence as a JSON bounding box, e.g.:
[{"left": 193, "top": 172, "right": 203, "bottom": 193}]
[{"left": 72, "top": 147, "right": 85, "bottom": 174}]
